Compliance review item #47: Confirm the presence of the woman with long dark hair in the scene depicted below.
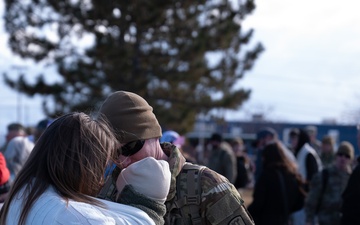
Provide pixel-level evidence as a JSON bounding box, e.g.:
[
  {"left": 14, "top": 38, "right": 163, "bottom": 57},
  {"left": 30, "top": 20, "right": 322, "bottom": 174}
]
[
  {"left": 0, "top": 112, "right": 169, "bottom": 225},
  {"left": 248, "top": 141, "right": 306, "bottom": 225}
]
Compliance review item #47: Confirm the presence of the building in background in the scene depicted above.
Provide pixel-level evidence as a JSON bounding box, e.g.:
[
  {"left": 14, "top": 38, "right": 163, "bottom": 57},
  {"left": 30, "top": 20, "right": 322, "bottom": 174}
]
[{"left": 187, "top": 120, "right": 359, "bottom": 157}]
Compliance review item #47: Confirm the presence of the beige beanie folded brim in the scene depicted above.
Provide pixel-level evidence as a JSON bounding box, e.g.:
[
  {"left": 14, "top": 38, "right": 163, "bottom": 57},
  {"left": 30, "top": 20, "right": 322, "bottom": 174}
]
[{"left": 116, "top": 157, "right": 171, "bottom": 202}]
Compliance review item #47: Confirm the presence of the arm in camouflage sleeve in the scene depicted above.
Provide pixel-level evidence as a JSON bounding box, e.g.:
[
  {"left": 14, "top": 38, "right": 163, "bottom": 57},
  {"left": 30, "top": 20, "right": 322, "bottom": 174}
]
[
  {"left": 200, "top": 167, "right": 254, "bottom": 225},
  {"left": 304, "top": 171, "right": 322, "bottom": 224}
]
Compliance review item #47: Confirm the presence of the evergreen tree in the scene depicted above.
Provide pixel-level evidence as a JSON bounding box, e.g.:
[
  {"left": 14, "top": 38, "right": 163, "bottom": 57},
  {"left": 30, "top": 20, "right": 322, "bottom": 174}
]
[{"left": 3, "top": 0, "right": 263, "bottom": 133}]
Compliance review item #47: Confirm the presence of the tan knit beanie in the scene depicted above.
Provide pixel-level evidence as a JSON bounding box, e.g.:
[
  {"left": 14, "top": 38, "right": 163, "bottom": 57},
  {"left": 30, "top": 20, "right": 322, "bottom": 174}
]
[{"left": 99, "top": 91, "right": 162, "bottom": 143}]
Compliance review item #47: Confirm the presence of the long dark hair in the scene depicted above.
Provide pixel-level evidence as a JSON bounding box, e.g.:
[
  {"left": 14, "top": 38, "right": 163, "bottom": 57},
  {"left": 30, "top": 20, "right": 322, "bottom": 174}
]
[
  {"left": 0, "top": 112, "right": 118, "bottom": 225},
  {"left": 262, "top": 142, "right": 304, "bottom": 186}
]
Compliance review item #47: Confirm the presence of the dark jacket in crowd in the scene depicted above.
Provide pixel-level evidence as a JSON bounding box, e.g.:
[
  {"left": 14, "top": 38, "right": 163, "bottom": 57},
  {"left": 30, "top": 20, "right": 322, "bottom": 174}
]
[
  {"left": 248, "top": 168, "right": 304, "bottom": 225},
  {"left": 234, "top": 156, "right": 250, "bottom": 189},
  {"left": 341, "top": 159, "right": 360, "bottom": 225}
]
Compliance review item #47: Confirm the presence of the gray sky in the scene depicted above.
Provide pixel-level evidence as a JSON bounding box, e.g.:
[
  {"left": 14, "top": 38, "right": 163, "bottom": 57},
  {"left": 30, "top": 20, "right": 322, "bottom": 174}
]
[
  {"left": 1, "top": 0, "right": 360, "bottom": 144},
  {"left": 226, "top": 0, "right": 360, "bottom": 123}
]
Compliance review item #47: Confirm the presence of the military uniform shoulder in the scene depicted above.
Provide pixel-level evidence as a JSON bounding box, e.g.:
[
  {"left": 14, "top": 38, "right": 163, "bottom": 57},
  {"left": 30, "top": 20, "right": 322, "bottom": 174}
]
[
  {"left": 180, "top": 163, "right": 234, "bottom": 192},
  {"left": 200, "top": 167, "right": 233, "bottom": 190}
]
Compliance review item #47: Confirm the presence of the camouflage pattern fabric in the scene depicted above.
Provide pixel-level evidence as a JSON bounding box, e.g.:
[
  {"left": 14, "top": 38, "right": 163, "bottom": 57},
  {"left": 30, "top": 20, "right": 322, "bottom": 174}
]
[
  {"left": 206, "top": 142, "right": 237, "bottom": 184},
  {"left": 98, "top": 142, "right": 254, "bottom": 225},
  {"left": 320, "top": 153, "right": 335, "bottom": 169},
  {"left": 305, "top": 165, "right": 351, "bottom": 225},
  {"left": 163, "top": 143, "right": 254, "bottom": 225}
]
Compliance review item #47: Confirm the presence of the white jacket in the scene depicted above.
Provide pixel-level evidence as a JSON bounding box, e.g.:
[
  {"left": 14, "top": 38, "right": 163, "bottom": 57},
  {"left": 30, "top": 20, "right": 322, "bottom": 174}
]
[
  {"left": 5, "top": 186, "right": 155, "bottom": 225},
  {"left": 296, "top": 143, "right": 322, "bottom": 179},
  {"left": 4, "top": 136, "right": 34, "bottom": 180}
]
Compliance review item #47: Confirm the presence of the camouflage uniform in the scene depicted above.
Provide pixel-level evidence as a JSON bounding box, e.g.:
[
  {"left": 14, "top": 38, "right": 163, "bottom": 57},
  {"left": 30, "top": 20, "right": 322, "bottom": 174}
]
[
  {"left": 320, "top": 152, "right": 335, "bottom": 168},
  {"left": 207, "top": 142, "right": 237, "bottom": 184},
  {"left": 305, "top": 165, "right": 351, "bottom": 225},
  {"left": 99, "top": 143, "right": 254, "bottom": 225}
]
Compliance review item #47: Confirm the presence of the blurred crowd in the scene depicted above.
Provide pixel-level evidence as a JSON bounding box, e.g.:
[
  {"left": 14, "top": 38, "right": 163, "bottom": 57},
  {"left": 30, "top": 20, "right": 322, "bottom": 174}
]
[
  {"left": 158, "top": 125, "right": 360, "bottom": 225},
  {"left": 0, "top": 95, "right": 359, "bottom": 225}
]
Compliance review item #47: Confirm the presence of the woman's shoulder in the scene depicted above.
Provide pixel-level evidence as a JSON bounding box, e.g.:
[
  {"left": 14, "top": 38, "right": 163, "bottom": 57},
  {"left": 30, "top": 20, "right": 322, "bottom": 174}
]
[
  {"left": 55, "top": 197, "right": 154, "bottom": 225},
  {"left": 54, "top": 200, "right": 115, "bottom": 224},
  {"left": 11, "top": 187, "right": 109, "bottom": 224},
  {"left": 12, "top": 186, "right": 154, "bottom": 225}
]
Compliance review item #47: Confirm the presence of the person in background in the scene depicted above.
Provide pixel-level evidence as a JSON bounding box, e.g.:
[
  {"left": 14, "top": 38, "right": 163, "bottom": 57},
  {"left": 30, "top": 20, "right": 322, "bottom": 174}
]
[
  {"left": 0, "top": 152, "right": 10, "bottom": 204},
  {"left": 33, "top": 118, "right": 53, "bottom": 143},
  {"left": 341, "top": 155, "right": 360, "bottom": 225},
  {"left": 254, "top": 127, "right": 297, "bottom": 182},
  {"left": 305, "top": 125, "right": 322, "bottom": 154},
  {"left": 0, "top": 123, "right": 27, "bottom": 153},
  {"left": 293, "top": 129, "right": 323, "bottom": 189},
  {"left": 24, "top": 126, "right": 36, "bottom": 143},
  {"left": 305, "top": 141, "right": 354, "bottom": 225},
  {"left": 341, "top": 124, "right": 360, "bottom": 225},
  {"left": 248, "top": 142, "right": 306, "bottom": 225},
  {"left": 160, "top": 130, "right": 196, "bottom": 163},
  {"left": 319, "top": 135, "right": 335, "bottom": 168},
  {"left": 3, "top": 129, "right": 34, "bottom": 182},
  {"left": 0, "top": 112, "right": 169, "bottom": 225},
  {"left": 97, "top": 91, "right": 255, "bottom": 225},
  {"left": 292, "top": 129, "right": 323, "bottom": 225},
  {"left": 231, "top": 137, "right": 254, "bottom": 189},
  {"left": 207, "top": 133, "right": 237, "bottom": 183},
  {"left": 288, "top": 128, "right": 300, "bottom": 153}
]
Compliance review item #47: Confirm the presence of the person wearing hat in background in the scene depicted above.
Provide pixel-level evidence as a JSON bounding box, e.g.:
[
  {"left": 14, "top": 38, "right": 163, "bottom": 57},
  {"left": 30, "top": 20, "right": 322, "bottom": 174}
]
[
  {"left": 33, "top": 118, "right": 53, "bottom": 143},
  {"left": 319, "top": 135, "right": 336, "bottom": 168},
  {"left": 97, "top": 90, "right": 255, "bottom": 225},
  {"left": 160, "top": 130, "right": 196, "bottom": 163},
  {"left": 254, "top": 127, "right": 297, "bottom": 182},
  {"left": 305, "top": 141, "right": 354, "bottom": 225},
  {"left": 305, "top": 125, "right": 322, "bottom": 155},
  {"left": 206, "top": 132, "right": 237, "bottom": 184}
]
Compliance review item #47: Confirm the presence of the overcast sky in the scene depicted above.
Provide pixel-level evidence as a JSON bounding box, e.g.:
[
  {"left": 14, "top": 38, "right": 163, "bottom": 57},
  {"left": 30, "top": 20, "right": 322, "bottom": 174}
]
[
  {"left": 229, "top": 0, "right": 360, "bottom": 123},
  {"left": 1, "top": 0, "right": 360, "bottom": 143}
]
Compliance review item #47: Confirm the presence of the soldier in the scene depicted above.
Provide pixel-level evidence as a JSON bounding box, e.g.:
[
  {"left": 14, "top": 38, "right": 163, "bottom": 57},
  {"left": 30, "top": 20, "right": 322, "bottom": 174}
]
[
  {"left": 206, "top": 133, "right": 237, "bottom": 184},
  {"left": 97, "top": 91, "right": 255, "bottom": 225},
  {"left": 319, "top": 135, "right": 335, "bottom": 168},
  {"left": 305, "top": 125, "right": 322, "bottom": 155},
  {"left": 304, "top": 141, "right": 354, "bottom": 225}
]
